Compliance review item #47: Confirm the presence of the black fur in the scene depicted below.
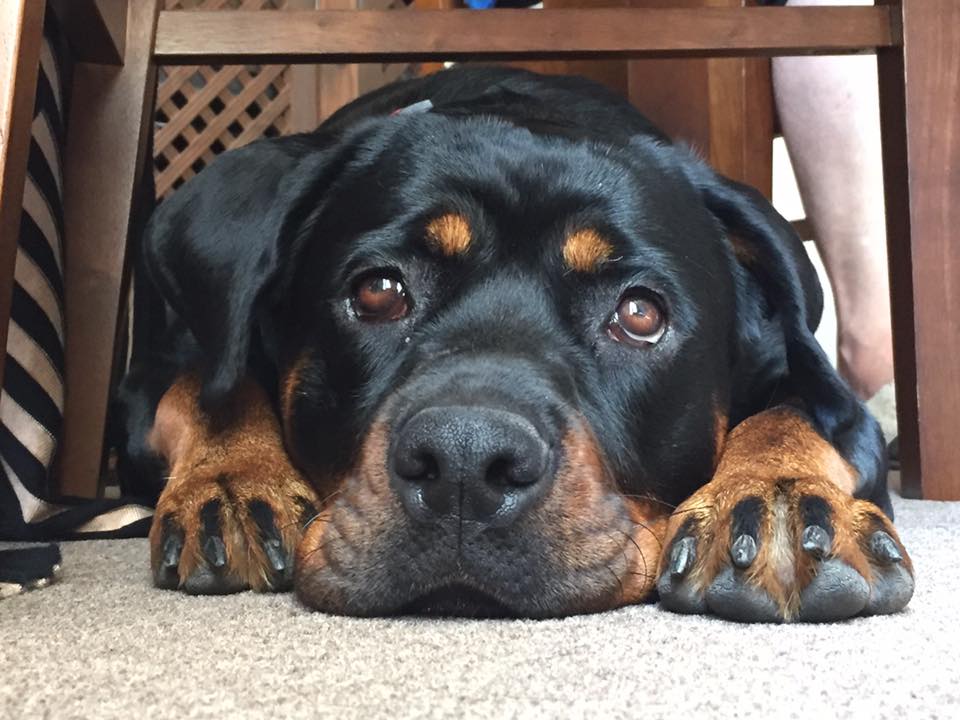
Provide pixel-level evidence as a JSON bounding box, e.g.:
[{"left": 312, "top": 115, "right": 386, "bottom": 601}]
[{"left": 115, "top": 66, "right": 889, "bottom": 552}]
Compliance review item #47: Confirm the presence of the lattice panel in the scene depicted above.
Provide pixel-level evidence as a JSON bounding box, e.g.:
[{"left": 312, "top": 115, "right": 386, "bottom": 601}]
[{"left": 154, "top": 0, "right": 296, "bottom": 199}]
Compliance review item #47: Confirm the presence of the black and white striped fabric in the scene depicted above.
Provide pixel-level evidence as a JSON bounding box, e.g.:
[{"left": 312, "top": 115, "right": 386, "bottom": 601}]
[
  {"left": 0, "top": 10, "right": 69, "bottom": 539},
  {"left": 0, "top": 11, "right": 152, "bottom": 556}
]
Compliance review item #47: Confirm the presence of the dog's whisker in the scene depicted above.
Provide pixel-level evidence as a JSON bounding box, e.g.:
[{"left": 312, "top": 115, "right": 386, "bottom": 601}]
[
  {"left": 605, "top": 561, "right": 625, "bottom": 601},
  {"left": 296, "top": 539, "right": 334, "bottom": 565},
  {"left": 624, "top": 516, "right": 665, "bottom": 553},
  {"left": 272, "top": 488, "right": 348, "bottom": 534},
  {"left": 619, "top": 493, "right": 678, "bottom": 511},
  {"left": 299, "top": 514, "right": 331, "bottom": 533},
  {"left": 619, "top": 527, "right": 651, "bottom": 571},
  {"left": 615, "top": 527, "right": 654, "bottom": 585}
]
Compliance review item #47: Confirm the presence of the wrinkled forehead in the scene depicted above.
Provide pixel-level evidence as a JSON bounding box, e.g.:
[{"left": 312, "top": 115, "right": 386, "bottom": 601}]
[{"left": 327, "top": 115, "right": 721, "bottom": 281}]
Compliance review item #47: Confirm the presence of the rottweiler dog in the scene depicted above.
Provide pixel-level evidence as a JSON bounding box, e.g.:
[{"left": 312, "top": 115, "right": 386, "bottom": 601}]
[{"left": 115, "top": 66, "right": 914, "bottom": 621}]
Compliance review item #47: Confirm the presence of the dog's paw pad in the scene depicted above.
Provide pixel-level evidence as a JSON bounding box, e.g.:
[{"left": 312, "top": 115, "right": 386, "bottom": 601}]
[{"left": 797, "top": 559, "right": 870, "bottom": 622}]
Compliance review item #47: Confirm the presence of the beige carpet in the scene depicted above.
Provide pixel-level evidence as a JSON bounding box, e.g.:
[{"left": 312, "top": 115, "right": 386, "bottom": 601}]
[{"left": 2, "top": 494, "right": 958, "bottom": 720}]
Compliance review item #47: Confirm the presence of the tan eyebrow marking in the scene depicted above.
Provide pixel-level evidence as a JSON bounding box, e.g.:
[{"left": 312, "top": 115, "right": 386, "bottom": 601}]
[
  {"left": 425, "top": 213, "right": 472, "bottom": 256},
  {"left": 562, "top": 228, "right": 614, "bottom": 272}
]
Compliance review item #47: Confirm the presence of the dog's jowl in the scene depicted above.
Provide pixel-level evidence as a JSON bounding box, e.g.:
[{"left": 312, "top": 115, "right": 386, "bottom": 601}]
[{"left": 115, "top": 67, "right": 913, "bottom": 621}]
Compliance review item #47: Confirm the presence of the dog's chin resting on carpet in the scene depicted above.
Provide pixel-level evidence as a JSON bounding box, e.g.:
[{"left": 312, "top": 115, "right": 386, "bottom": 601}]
[{"left": 115, "top": 66, "right": 914, "bottom": 622}]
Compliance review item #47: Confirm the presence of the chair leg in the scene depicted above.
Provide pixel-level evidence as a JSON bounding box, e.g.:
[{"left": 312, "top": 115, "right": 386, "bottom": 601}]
[
  {"left": 626, "top": 0, "right": 774, "bottom": 198},
  {"left": 705, "top": 55, "right": 774, "bottom": 198},
  {"left": 878, "top": 0, "right": 960, "bottom": 500},
  {"left": 57, "top": 0, "right": 160, "bottom": 498},
  {"left": 0, "top": 0, "right": 46, "bottom": 393}
]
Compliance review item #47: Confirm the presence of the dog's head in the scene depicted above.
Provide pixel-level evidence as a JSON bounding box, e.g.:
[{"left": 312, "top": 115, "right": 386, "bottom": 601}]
[{"left": 146, "top": 104, "right": 838, "bottom": 617}]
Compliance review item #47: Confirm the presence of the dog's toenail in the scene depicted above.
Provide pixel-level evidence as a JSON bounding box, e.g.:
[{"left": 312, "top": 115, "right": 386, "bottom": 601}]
[
  {"left": 670, "top": 536, "right": 696, "bottom": 578},
  {"left": 730, "top": 534, "right": 758, "bottom": 568},
  {"left": 263, "top": 539, "right": 286, "bottom": 573},
  {"left": 801, "top": 525, "right": 831, "bottom": 559},
  {"left": 161, "top": 534, "right": 182, "bottom": 569},
  {"left": 869, "top": 530, "right": 902, "bottom": 564},
  {"left": 203, "top": 536, "right": 227, "bottom": 569}
]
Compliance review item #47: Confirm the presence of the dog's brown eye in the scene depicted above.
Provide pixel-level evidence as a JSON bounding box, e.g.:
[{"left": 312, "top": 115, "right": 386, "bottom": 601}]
[
  {"left": 352, "top": 274, "right": 409, "bottom": 322},
  {"left": 608, "top": 291, "right": 666, "bottom": 346}
]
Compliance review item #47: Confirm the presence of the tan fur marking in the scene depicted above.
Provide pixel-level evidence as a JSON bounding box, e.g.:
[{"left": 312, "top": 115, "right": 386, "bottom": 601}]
[
  {"left": 713, "top": 404, "right": 729, "bottom": 469},
  {"left": 425, "top": 213, "right": 471, "bottom": 256},
  {"left": 562, "top": 228, "right": 614, "bottom": 272},
  {"left": 281, "top": 351, "right": 311, "bottom": 439},
  {"left": 728, "top": 234, "right": 758, "bottom": 266},
  {"left": 714, "top": 408, "right": 859, "bottom": 495},
  {"left": 148, "top": 375, "right": 319, "bottom": 591},
  {"left": 660, "top": 405, "right": 910, "bottom": 621},
  {"left": 295, "top": 420, "right": 400, "bottom": 612},
  {"left": 147, "top": 379, "right": 199, "bottom": 468},
  {"left": 543, "top": 423, "right": 669, "bottom": 611},
  {"left": 296, "top": 413, "right": 672, "bottom": 615}
]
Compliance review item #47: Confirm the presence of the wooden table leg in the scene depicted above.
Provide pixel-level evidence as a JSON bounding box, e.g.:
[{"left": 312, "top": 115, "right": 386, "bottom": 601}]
[
  {"left": 58, "top": 0, "right": 160, "bottom": 498},
  {"left": 878, "top": 0, "right": 960, "bottom": 500},
  {"left": 0, "top": 0, "right": 45, "bottom": 394}
]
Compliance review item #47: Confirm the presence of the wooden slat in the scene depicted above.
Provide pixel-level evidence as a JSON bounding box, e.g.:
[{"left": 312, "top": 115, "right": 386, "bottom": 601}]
[
  {"left": 231, "top": 86, "right": 291, "bottom": 146},
  {"left": 289, "top": 63, "right": 320, "bottom": 132},
  {"left": 315, "top": 0, "right": 361, "bottom": 124},
  {"left": 156, "top": 68, "right": 263, "bottom": 196},
  {"left": 0, "top": 0, "right": 45, "bottom": 397},
  {"left": 187, "top": 70, "right": 263, "bottom": 160},
  {"left": 154, "top": 66, "right": 246, "bottom": 152},
  {"left": 706, "top": 54, "right": 773, "bottom": 198},
  {"left": 49, "top": 0, "right": 127, "bottom": 65},
  {"left": 624, "top": 1, "right": 773, "bottom": 198},
  {"left": 154, "top": 66, "right": 288, "bottom": 176},
  {"left": 877, "top": 0, "right": 960, "bottom": 501},
  {"left": 155, "top": 7, "right": 898, "bottom": 65},
  {"left": 509, "top": 0, "right": 629, "bottom": 100},
  {"left": 157, "top": 65, "right": 202, "bottom": 105},
  {"left": 155, "top": 65, "right": 286, "bottom": 194},
  {"left": 59, "top": 0, "right": 162, "bottom": 497},
  {"left": 158, "top": 67, "right": 246, "bottom": 150},
  {"left": 285, "top": 0, "right": 321, "bottom": 132},
  {"left": 411, "top": 0, "right": 459, "bottom": 77}
]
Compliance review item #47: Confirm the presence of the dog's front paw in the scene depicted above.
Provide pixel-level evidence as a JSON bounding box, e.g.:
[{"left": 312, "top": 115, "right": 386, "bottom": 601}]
[
  {"left": 656, "top": 474, "right": 913, "bottom": 622},
  {"left": 149, "top": 465, "right": 319, "bottom": 594}
]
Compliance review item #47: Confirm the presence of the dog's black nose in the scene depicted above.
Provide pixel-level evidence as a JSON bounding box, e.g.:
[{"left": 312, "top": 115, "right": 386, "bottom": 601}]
[{"left": 390, "top": 406, "right": 552, "bottom": 526}]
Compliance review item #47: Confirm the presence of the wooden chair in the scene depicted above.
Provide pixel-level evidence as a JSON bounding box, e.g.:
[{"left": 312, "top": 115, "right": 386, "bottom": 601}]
[
  {"left": 1, "top": 1, "right": 957, "bottom": 500},
  {"left": 503, "top": 0, "right": 776, "bottom": 199}
]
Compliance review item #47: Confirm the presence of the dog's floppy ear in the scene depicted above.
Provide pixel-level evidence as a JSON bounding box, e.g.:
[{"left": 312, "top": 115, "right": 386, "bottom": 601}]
[
  {"left": 679, "top": 155, "right": 886, "bottom": 493},
  {"left": 143, "top": 134, "right": 341, "bottom": 410}
]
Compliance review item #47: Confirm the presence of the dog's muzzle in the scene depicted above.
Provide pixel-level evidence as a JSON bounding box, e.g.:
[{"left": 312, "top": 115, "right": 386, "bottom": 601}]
[{"left": 390, "top": 405, "right": 555, "bottom": 528}]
